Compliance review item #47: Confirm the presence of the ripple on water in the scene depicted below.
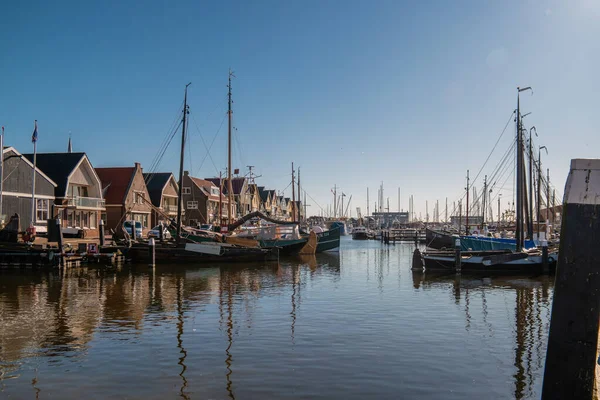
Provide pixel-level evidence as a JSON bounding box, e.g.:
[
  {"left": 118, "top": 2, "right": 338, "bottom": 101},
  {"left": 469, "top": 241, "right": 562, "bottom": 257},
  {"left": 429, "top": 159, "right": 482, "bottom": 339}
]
[{"left": 0, "top": 242, "right": 553, "bottom": 399}]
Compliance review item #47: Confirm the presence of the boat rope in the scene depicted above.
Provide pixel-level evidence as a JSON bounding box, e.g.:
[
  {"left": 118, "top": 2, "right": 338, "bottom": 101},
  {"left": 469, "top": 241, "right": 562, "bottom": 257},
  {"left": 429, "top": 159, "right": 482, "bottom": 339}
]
[{"left": 193, "top": 111, "right": 227, "bottom": 177}]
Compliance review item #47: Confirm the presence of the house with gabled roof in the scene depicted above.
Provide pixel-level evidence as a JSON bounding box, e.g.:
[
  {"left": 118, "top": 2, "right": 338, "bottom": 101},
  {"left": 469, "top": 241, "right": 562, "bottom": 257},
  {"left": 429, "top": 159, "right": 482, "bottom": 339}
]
[
  {"left": 182, "top": 171, "right": 232, "bottom": 226},
  {"left": 95, "top": 162, "right": 152, "bottom": 233},
  {"left": 23, "top": 151, "right": 105, "bottom": 237},
  {"left": 205, "top": 176, "right": 249, "bottom": 218},
  {"left": 143, "top": 172, "right": 180, "bottom": 227},
  {"left": 2, "top": 146, "right": 57, "bottom": 232}
]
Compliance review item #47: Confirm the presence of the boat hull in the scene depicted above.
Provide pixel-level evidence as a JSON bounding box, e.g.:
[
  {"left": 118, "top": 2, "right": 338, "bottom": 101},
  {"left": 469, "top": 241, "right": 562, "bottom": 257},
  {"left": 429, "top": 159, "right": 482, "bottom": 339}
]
[
  {"left": 425, "top": 228, "right": 455, "bottom": 249},
  {"left": 421, "top": 250, "right": 557, "bottom": 274},
  {"left": 316, "top": 227, "right": 341, "bottom": 252},
  {"left": 128, "top": 243, "right": 276, "bottom": 264},
  {"left": 352, "top": 232, "right": 369, "bottom": 240},
  {"left": 259, "top": 238, "right": 308, "bottom": 255}
]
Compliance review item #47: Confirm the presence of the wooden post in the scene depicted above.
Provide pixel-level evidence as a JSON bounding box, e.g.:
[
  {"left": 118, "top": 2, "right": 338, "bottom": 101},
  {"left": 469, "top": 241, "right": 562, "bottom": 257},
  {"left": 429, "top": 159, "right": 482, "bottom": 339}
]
[
  {"left": 542, "top": 159, "right": 600, "bottom": 399},
  {"left": 158, "top": 221, "right": 164, "bottom": 242},
  {"left": 99, "top": 219, "right": 105, "bottom": 247},
  {"left": 56, "top": 218, "right": 65, "bottom": 267},
  {"left": 454, "top": 238, "right": 461, "bottom": 273},
  {"left": 541, "top": 239, "right": 548, "bottom": 274},
  {"left": 148, "top": 237, "right": 156, "bottom": 267}
]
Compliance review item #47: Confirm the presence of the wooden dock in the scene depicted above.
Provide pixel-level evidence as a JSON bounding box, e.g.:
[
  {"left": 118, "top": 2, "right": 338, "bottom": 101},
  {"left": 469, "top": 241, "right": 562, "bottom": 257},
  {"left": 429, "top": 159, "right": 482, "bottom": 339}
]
[{"left": 381, "top": 229, "right": 426, "bottom": 244}]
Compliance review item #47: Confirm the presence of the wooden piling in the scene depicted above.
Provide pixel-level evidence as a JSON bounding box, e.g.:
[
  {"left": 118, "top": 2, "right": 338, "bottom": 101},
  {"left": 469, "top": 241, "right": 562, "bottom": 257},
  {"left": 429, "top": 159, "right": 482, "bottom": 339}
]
[
  {"left": 454, "top": 238, "right": 461, "bottom": 273},
  {"left": 148, "top": 237, "right": 155, "bottom": 268},
  {"left": 542, "top": 159, "right": 600, "bottom": 400},
  {"left": 99, "top": 219, "right": 105, "bottom": 247}
]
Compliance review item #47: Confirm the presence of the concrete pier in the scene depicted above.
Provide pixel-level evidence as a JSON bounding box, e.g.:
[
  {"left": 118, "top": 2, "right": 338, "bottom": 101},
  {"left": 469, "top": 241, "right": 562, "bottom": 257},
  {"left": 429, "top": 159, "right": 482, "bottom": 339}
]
[{"left": 542, "top": 159, "right": 600, "bottom": 399}]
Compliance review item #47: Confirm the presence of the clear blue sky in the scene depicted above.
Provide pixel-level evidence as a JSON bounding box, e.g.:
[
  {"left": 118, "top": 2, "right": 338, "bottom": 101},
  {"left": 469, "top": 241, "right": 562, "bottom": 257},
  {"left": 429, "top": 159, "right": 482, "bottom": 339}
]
[{"left": 1, "top": 0, "right": 598, "bottom": 219}]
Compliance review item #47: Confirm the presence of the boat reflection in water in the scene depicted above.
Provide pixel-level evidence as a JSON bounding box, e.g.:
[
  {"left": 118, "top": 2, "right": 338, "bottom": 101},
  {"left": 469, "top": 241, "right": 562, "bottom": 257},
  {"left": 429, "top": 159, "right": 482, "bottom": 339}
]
[
  {"left": 411, "top": 270, "right": 553, "bottom": 399},
  {"left": 0, "top": 242, "right": 550, "bottom": 399}
]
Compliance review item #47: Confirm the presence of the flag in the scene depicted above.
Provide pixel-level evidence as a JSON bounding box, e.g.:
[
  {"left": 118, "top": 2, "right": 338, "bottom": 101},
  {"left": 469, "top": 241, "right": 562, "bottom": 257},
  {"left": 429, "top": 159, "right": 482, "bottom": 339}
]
[{"left": 31, "top": 120, "right": 38, "bottom": 143}]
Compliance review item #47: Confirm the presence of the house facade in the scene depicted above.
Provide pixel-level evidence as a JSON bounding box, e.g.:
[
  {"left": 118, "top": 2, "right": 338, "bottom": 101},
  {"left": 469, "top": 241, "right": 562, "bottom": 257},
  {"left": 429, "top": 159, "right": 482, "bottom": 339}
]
[
  {"left": 1, "top": 147, "right": 57, "bottom": 231},
  {"left": 95, "top": 163, "right": 152, "bottom": 233},
  {"left": 143, "top": 172, "right": 179, "bottom": 227},
  {"left": 24, "top": 152, "right": 105, "bottom": 237},
  {"left": 181, "top": 171, "right": 232, "bottom": 226},
  {"left": 205, "top": 177, "right": 249, "bottom": 218}
]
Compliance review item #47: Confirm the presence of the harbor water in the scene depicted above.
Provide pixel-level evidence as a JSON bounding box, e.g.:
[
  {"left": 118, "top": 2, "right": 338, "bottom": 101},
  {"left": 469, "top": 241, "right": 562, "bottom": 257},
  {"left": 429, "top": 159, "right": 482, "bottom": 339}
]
[{"left": 0, "top": 237, "right": 553, "bottom": 399}]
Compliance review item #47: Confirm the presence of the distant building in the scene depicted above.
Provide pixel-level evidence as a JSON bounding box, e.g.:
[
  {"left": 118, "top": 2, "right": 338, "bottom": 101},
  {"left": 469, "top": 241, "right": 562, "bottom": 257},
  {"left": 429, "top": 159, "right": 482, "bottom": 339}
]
[{"left": 372, "top": 211, "right": 409, "bottom": 226}]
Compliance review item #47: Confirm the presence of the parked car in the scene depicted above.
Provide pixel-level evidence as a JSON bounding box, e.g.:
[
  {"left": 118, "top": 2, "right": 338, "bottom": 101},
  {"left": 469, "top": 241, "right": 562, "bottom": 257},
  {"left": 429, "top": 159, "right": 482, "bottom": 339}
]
[
  {"left": 148, "top": 224, "right": 172, "bottom": 239},
  {"left": 123, "top": 221, "right": 143, "bottom": 238}
]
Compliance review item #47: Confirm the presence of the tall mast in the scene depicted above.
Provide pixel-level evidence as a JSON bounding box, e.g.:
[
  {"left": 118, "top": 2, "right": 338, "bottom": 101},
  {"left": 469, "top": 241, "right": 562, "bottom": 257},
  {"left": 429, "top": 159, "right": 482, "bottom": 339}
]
[
  {"left": 333, "top": 184, "right": 337, "bottom": 218},
  {"left": 465, "top": 170, "right": 469, "bottom": 235},
  {"left": 516, "top": 86, "right": 532, "bottom": 251},
  {"left": 291, "top": 162, "right": 296, "bottom": 223},
  {"left": 528, "top": 128, "right": 534, "bottom": 239},
  {"left": 176, "top": 83, "right": 191, "bottom": 243},
  {"left": 482, "top": 175, "right": 487, "bottom": 230},
  {"left": 366, "top": 187, "right": 369, "bottom": 217},
  {"left": 297, "top": 167, "right": 301, "bottom": 222},
  {"left": 227, "top": 70, "right": 234, "bottom": 228},
  {"left": 546, "top": 168, "right": 550, "bottom": 225}
]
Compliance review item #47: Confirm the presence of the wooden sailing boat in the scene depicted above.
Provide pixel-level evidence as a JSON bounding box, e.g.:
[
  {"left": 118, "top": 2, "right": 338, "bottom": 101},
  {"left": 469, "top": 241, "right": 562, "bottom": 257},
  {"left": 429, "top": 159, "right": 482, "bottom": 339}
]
[
  {"left": 416, "top": 87, "right": 558, "bottom": 274},
  {"left": 128, "top": 82, "right": 275, "bottom": 264}
]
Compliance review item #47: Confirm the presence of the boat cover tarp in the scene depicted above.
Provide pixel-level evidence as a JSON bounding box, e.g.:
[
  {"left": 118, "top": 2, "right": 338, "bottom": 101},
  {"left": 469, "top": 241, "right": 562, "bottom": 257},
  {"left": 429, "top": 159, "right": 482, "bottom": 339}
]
[{"left": 460, "top": 236, "right": 536, "bottom": 252}]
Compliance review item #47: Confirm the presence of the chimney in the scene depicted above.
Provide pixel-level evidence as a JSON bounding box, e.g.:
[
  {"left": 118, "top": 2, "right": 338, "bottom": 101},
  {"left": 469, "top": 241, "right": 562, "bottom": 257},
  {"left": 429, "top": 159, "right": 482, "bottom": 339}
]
[
  {"left": 134, "top": 162, "right": 141, "bottom": 170},
  {"left": 184, "top": 170, "right": 189, "bottom": 176}
]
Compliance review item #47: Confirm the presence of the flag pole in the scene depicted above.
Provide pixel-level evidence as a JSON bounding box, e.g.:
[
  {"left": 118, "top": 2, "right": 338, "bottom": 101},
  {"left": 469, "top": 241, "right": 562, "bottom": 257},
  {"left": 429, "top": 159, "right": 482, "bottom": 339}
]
[{"left": 30, "top": 120, "right": 38, "bottom": 227}]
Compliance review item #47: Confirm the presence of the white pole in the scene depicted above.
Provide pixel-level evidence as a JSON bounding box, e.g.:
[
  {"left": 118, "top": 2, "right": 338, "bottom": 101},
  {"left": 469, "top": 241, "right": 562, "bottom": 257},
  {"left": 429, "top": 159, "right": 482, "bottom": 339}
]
[{"left": 31, "top": 120, "right": 37, "bottom": 227}]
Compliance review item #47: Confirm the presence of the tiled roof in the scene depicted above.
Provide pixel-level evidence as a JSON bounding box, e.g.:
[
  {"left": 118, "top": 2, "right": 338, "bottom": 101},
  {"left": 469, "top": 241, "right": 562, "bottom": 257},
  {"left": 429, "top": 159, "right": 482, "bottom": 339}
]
[
  {"left": 189, "top": 177, "right": 228, "bottom": 203},
  {"left": 23, "top": 152, "right": 87, "bottom": 197},
  {"left": 143, "top": 172, "right": 174, "bottom": 206},
  {"left": 205, "top": 177, "right": 246, "bottom": 195},
  {"left": 95, "top": 167, "right": 135, "bottom": 204}
]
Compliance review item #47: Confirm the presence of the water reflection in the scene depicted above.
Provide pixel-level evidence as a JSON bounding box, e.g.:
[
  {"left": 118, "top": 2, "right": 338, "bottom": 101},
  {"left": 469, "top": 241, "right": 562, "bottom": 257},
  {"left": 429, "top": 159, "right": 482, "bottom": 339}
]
[
  {"left": 0, "top": 245, "right": 550, "bottom": 399},
  {"left": 411, "top": 270, "right": 552, "bottom": 399}
]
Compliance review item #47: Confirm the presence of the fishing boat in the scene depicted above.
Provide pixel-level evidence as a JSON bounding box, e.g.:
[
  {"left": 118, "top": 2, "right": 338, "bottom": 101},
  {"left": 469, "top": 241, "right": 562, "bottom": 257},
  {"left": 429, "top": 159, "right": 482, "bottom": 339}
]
[
  {"left": 314, "top": 226, "right": 341, "bottom": 252},
  {"left": 130, "top": 78, "right": 276, "bottom": 264},
  {"left": 128, "top": 241, "right": 276, "bottom": 264},
  {"left": 425, "top": 228, "right": 455, "bottom": 249},
  {"left": 352, "top": 226, "right": 369, "bottom": 240},
  {"left": 425, "top": 227, "right": 537, "bottom": 251},
  {"left": 419, "top": 87, "right": 556, "bottom": 274},
  {"left": 415, "top": 248, "right": 556, "bottom": 274}
]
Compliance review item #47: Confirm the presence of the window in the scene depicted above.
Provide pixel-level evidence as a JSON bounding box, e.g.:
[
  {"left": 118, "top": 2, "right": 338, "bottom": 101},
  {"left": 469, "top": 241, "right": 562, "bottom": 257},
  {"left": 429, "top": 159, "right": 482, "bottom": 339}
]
[
  {"left": 82, "top": 211, "right": 89, "bottom": 228},
  {"left": 36, "top": 199, "right": 50, "bottom": 222},
  {"left": 75, "top": 211, "right": 81, "bottom": 227},
  {"left": 70, "top": 185, "right": 89, "bottom": 198},
  {"left": 211, "top": 187, "right": 220, "bottom": 196},
  {"left": 187, "top": 201, "right": 198, "bottom": 210},
  {"left": 67, "top": 209, "right": 74, "bottom": 227},
  {"left": 182, "top": 187, "right": 191, "bottom": 195},
  {"left": 134, "top": 191, "right": 145, "bottom": 204}
]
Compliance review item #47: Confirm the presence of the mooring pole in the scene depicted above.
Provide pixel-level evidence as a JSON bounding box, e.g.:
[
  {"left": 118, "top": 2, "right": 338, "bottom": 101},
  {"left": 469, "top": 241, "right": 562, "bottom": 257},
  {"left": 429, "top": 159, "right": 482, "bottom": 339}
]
[
  {"left": 99, "top": 219, "right": 105, "bottom": 247},
  {"left": 148, "top": 237, "right": 156, "bottom": 268},
  {"left": 542, "top": 159, "right": 600, "bottom": 399},
  {"left": 454, "top": 238, "right": 461, "bottom": 274}
]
